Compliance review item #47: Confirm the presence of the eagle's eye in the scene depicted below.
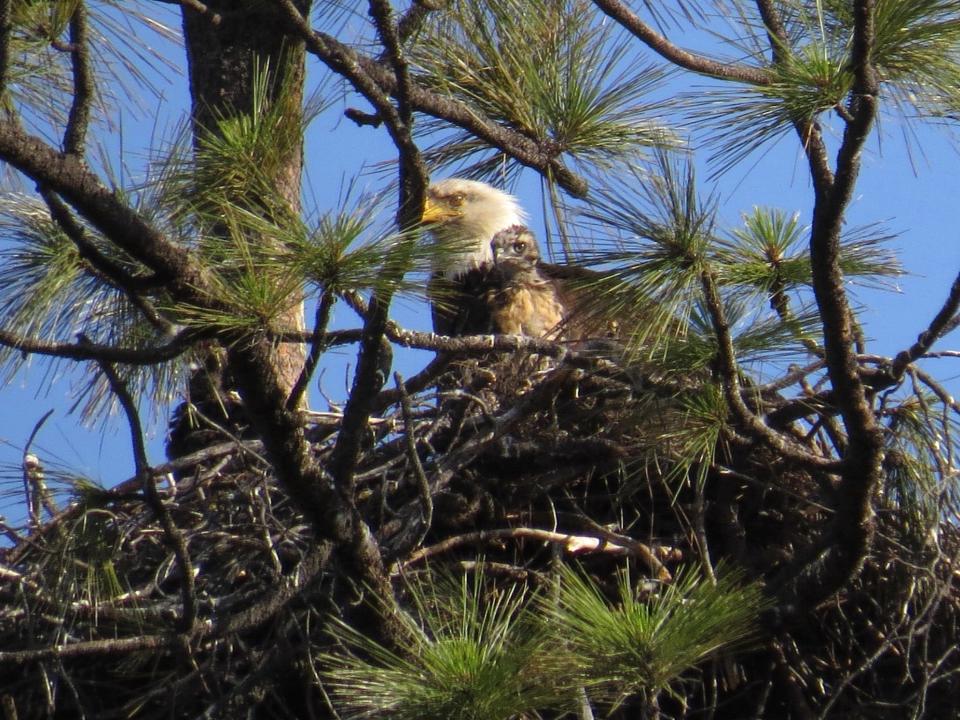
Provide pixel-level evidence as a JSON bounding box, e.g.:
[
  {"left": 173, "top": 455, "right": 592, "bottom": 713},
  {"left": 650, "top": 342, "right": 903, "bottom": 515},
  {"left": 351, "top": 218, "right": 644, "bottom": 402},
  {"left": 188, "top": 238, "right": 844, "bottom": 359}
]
[{"left": 448, "top": 193, "right": 465, "bottom": 208}]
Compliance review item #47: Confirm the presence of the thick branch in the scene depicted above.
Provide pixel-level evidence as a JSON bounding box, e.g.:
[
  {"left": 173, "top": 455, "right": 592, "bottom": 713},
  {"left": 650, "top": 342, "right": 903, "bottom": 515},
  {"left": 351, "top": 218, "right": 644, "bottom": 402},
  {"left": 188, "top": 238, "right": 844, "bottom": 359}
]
[
  {"left": 395, "top": 0, "right": 442, "bottom": 47},
  {"left": 63, "top": 2, "right": 93, "bottom": 156},
  {"left": 784, "top": 0, "right": 884, "bottom": 609},
  {"left": 0, "top": 122, "right": 198, "bottom": 288},
  {"left": 225, "top": 336, "right": 405, "bottom": 645},
  {"left": 313, "top": 0, "right": 429, "bottom": 500}
]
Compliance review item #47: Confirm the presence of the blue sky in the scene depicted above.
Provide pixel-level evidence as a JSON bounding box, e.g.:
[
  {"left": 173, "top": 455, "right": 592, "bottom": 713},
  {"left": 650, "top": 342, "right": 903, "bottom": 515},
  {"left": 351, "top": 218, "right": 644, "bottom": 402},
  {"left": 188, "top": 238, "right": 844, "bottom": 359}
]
[{"left": 1, "top": 3, "right": 959, "bottom": 524}]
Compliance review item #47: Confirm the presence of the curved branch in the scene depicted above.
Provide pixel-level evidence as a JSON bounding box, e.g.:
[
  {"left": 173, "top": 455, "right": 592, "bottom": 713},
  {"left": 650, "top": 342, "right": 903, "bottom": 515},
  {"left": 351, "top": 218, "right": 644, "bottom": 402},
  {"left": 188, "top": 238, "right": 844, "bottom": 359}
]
[
  {"left": 699, "top": 267, "right": 841, "bottom": 472},
  {"left": 891, "top": 270, "right": 960, "bottom": 378},
  {"left": 63, "top": 2, "right": 93, "bottom": 156},
  {"left": 592, "top": 0, "right": 772, "bottom": 85}
]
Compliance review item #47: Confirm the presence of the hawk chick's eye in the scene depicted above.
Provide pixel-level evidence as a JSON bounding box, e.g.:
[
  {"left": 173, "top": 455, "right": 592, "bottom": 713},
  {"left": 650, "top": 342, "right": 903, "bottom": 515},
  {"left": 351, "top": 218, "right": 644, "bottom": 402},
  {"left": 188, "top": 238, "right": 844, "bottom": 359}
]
[{"left": 513, "top": 241, "right": 526, "bottom": 253}]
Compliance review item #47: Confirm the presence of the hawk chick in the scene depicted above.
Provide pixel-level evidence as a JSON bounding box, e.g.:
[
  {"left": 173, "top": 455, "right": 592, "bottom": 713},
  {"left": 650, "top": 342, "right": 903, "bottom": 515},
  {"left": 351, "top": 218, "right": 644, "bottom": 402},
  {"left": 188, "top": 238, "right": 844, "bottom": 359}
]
[{"left": 488, "top": 225, "right": 566, "bottom": 339}]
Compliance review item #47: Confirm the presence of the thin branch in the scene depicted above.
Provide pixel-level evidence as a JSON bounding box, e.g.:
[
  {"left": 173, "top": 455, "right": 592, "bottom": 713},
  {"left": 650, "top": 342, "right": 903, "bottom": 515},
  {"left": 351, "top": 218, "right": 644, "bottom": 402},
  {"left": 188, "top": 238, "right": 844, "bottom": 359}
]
[
  {"left": 40, "top": 188, "right": 162, "bottom": 289},
  {"left": 286, "top": 290, "right": 335, "bottom": 410},
  {"left": 592, "top": 0, "right": 771, "bottom": 85},
  {"left": 892, "top": 269, "right": 960, "bottom": 378},
  {"left": 400, "top": 526, "right": 659, "bottom": 570},
  {"left": 63, "top": 2, "right": 93, "bottom": 156},
  {"left": 367, "top": 0, "right": 429, "bottom": 223},
  {"left": 372, "top": 353, "right": 451, "bottom": 412},
  {"left": 0, "top": 326, "right": 200, "bottom": 364},
  {"left": 0, "top": 634, "right": 178, "bottom": 665},
  {"left": 0, "top": 545, "right": 329, "bottom": 665},
  {"left": 91, "top": 343, "right": 197, "bottom": 633},
  {"left": 699, "top": 267, "right": 840, "bottom": 472},
  {"left": 0, "top": 122, "right": 201, "bottom": 292},
  {"left": 39, "top": 189, "right": 172, "bottom": 332}
]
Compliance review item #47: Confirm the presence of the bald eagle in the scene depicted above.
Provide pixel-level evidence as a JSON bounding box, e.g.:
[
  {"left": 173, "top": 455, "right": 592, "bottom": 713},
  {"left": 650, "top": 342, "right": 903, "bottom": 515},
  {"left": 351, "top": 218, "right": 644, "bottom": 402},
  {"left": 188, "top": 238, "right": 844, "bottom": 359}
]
[{"left": 421, "top": 178, "right": 526, "bottom": 336}]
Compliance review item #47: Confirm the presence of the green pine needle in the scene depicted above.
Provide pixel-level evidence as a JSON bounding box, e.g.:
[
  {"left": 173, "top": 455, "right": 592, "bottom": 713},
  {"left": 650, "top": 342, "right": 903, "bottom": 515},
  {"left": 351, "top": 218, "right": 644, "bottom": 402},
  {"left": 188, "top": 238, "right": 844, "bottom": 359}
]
[
  {"left": 543, "top": 563, "right": 767, "bottom": 707},
  {"left": 411, "top": 0, "right": 678, "bottom": 181},
  {"left": 321, "top": 567, "right": 571, "bottom": 720}
]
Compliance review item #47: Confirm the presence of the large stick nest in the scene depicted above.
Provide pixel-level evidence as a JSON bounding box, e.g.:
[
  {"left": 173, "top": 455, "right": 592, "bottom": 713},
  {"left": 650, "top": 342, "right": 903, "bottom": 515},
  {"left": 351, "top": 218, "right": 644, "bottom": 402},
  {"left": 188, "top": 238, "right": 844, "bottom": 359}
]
[{"left": 0, "top": 350, "right": 958, "bottom": 719}]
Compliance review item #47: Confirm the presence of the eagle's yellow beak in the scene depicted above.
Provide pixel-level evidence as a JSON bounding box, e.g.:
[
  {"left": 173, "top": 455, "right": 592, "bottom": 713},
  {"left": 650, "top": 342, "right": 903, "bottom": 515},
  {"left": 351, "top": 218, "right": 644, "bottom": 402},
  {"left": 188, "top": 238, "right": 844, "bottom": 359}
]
[{"left": 421, "top": 197, "right": 459, "bottom": 224}]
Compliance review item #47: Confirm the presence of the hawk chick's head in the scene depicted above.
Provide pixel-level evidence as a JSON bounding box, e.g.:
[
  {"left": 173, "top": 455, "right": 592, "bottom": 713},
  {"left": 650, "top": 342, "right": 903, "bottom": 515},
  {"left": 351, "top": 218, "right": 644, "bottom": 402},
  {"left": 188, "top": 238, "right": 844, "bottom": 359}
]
[
  {"left": 422, "top": 178, "right": 526, "bottom": 278},
  {"left": 491, "top": 225, "right": 540, "bottom": 280}
]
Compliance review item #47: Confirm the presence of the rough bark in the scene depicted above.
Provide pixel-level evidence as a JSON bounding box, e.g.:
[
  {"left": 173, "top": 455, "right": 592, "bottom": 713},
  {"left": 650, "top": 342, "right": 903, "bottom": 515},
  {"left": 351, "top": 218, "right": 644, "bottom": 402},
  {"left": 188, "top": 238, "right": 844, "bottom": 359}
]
[{"left": 178, "top": 1, "right": 310, "bottom": 426}]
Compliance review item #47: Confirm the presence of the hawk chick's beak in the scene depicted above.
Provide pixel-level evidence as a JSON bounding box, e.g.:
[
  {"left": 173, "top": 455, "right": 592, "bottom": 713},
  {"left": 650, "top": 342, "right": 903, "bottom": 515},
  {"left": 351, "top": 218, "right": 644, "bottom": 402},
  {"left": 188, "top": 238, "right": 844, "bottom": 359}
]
[{"left": 421, "top": 197, "right": 460, "bottom": 224}]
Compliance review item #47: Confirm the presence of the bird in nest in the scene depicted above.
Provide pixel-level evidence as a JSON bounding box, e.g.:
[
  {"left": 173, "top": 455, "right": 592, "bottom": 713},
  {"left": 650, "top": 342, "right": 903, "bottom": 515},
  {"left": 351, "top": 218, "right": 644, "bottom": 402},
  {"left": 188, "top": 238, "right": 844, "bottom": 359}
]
[
  {"left": 421, "top": 178, "right": 619, "bottom": 345},
  {"left": 421, "top": 178, "right": 525, "bottom": 336}
]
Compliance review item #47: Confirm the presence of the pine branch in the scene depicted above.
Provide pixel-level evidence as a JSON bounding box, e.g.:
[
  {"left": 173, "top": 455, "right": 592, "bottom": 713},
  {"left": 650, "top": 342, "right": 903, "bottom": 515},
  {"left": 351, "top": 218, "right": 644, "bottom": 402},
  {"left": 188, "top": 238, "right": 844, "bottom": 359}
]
[
  {"left": 63, "top": 2, "right": 93, "bottom": 156},
  {"left": 698, "top": 265, "right": 841, "bottom": 472},
  {"left": 891, "top": 269, "right": 960, "bottom": 378},
  {"left": 317, "top": 0, "right": 429, "bottom": 503},
  {"left": 270, "top": 0, "right": 589, "bottom": 197},
  {"left": 0, "top": 121, "right": 198, "bottom": 289},
  {"left": 593, "top": 0, "right": 772, "bottom": 85}
]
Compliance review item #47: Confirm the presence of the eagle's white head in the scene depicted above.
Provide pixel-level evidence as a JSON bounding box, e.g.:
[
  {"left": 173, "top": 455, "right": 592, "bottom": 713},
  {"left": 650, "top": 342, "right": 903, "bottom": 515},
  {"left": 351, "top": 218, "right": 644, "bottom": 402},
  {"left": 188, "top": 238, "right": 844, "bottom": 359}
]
[{"left": 421, "top": 178, "right": 526, "bottom": 279}]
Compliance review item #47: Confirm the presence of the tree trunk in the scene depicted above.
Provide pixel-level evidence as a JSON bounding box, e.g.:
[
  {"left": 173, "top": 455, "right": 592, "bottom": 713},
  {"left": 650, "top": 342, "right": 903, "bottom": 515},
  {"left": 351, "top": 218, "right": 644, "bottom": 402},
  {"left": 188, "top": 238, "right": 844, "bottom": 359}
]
[{"left": 169, "top": 1, "right": 311, "bottom": 458}]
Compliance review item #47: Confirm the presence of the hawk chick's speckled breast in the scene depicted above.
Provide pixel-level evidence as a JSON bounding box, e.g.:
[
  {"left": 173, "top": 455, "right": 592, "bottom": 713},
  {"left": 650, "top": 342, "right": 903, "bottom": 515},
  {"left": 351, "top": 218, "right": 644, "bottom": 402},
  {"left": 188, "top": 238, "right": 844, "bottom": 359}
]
[{"left": 488, "top": 225, "right": 566, "bottom": 339}]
